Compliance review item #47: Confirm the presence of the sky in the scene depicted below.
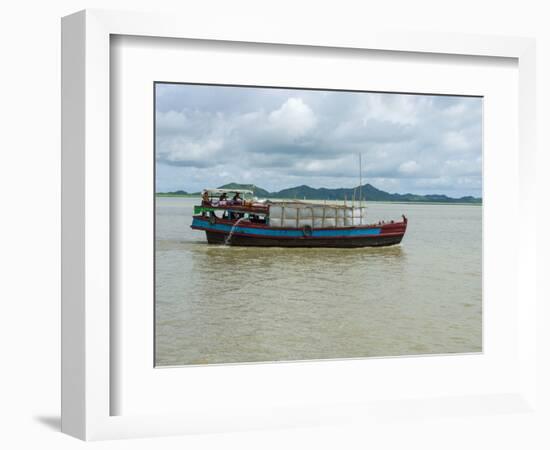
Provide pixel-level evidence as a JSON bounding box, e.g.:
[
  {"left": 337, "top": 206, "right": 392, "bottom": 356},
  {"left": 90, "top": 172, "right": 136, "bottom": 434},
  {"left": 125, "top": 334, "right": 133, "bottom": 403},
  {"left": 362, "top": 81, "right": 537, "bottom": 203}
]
[{"left": 155, "top": 83, "right": 482, "bottom": 198}]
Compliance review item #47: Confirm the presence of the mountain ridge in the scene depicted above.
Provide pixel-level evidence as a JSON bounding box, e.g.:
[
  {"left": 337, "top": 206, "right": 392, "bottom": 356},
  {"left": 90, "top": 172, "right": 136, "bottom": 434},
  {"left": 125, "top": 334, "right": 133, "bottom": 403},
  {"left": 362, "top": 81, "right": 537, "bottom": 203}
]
[
  {"left": 216, "top": 183, "right": 481, "bottom": 204},
  {"left": 158, "top": 182, "right": 482, "bottom": 204}
]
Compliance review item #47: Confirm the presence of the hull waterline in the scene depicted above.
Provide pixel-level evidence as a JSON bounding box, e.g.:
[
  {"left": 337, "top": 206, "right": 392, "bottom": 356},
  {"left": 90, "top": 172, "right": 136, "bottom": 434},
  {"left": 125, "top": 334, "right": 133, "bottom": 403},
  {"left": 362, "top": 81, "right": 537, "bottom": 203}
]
[
  {"left": 191, "top": 216, "right": 407, "bottom": 248},
  {"left": 204, "top": 230, "right": 404, "bottom": 247}
]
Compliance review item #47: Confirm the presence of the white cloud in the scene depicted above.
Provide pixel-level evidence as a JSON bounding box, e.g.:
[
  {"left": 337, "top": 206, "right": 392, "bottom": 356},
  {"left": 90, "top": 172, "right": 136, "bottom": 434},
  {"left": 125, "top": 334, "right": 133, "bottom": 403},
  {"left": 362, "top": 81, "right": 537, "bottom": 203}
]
[
  {"left": 155, "top": 84, "right": 482, "bottom": 197},
  {"left": 157, "top": 136, "right": 224, "bottom": 164},
  {"left": 442, "top": 159, "right": 480, "bottom": 176},
  {"left": 268, "top": 97, "right": 317, "bottom": 138},
  {"left": 443, "top": 131, "right": 471, "bottom": 152},
  {"left": 360, "top": 94, "right": 423, "bottom": 126},
  {"left": 398, "top": 160, "right": 421, "bottom": 175}
]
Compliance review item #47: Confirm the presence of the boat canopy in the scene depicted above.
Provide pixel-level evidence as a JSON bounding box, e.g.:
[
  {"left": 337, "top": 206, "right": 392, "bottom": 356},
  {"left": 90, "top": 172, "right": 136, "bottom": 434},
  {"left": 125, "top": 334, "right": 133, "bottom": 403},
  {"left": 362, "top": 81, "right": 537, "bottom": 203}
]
[{"left": 203, "top": 188, "right": 254, "bottom": 196}]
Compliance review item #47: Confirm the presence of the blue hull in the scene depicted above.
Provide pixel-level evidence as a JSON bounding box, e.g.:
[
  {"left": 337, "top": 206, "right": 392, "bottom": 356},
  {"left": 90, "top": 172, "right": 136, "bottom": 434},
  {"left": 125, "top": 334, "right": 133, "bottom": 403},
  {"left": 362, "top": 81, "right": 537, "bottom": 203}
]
[{"left": 191, "top": 217, "right": 406, "bottom": 248}]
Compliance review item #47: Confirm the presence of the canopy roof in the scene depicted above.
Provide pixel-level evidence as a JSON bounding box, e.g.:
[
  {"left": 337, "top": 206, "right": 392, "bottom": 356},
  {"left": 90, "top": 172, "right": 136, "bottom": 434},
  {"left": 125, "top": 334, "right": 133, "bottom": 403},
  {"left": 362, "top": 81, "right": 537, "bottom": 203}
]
[{"left": 203, "top": 188, "right": 254, "bottom": 195}]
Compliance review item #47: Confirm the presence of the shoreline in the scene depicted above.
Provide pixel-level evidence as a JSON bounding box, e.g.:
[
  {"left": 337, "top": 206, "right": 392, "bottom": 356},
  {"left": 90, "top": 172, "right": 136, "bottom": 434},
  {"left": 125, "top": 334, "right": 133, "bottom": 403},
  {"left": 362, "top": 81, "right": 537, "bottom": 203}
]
[{"left": 155, "top": 194, "right": 482, "bottom": 206}]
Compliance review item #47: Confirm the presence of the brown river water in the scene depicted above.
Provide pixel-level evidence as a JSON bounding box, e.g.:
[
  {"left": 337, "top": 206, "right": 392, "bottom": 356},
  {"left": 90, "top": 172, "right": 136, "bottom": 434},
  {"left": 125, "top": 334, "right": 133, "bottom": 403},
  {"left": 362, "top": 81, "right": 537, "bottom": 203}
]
[{"left": 155, "top": 197, "right": 482, "bottom": 366}]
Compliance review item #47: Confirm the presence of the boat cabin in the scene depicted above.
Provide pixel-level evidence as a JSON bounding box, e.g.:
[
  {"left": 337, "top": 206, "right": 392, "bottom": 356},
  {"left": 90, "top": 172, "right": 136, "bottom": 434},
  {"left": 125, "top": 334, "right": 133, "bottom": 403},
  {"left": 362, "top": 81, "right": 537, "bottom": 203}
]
[
  {"left": 194, "top": 188, "right": 269, "bottom": 223},
  {"left": 201, "top": 188, "right": 255, "bottom": 206}
]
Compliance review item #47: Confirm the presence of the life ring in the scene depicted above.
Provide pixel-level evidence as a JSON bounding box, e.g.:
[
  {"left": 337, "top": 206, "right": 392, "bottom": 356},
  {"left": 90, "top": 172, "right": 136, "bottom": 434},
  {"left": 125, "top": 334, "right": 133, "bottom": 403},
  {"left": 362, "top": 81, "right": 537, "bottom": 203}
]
[
  {"left": 302, "top": 225, "right": 313, "bottom": 237},
  {"left": 209, "top": 214, "right": 216, "bottom": 225}
]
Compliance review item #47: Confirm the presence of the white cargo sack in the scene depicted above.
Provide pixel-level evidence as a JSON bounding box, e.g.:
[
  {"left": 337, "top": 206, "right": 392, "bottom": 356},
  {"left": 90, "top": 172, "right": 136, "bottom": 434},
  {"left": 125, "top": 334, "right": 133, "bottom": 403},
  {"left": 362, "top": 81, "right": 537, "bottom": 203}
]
[
  {"left": 268, "top": 203, "right": 367, "bottom": 228},
  {"left": 297, "top": 218, "right": 314, "bottom": 227},
  {"left": 299, "top": 207, "right": 313, "bottom": 218},
  {"left": 324, "top": 207, "right": 336, "bottom": 218},
  {"left": 269, "top": 206, "right": 283, "bottom": 219}
]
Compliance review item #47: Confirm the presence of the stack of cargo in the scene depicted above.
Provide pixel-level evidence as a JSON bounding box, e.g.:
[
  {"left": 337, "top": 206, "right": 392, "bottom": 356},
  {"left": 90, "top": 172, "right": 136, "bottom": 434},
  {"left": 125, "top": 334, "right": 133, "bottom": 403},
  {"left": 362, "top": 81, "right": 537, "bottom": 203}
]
[{"left": 268, "top": 203, "right": 367, "bottom": 228}]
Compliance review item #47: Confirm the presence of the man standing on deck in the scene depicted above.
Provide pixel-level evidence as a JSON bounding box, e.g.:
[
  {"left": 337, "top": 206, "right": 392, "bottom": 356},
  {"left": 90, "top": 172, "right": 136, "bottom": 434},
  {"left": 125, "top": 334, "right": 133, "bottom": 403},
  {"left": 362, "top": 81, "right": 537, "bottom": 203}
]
[{"left": 232, "top": 192, "right": 242, "bottom": 204}]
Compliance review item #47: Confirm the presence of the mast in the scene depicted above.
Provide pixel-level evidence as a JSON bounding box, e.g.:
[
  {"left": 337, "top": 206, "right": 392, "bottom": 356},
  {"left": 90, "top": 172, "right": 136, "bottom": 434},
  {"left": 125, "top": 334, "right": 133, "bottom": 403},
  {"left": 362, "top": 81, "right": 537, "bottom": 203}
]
[
  {"left": 359, "top": 153, "right": 363, "bottom": 224},
  {"left": 359, "top": 153, "right": 362, "bottom": 206}
]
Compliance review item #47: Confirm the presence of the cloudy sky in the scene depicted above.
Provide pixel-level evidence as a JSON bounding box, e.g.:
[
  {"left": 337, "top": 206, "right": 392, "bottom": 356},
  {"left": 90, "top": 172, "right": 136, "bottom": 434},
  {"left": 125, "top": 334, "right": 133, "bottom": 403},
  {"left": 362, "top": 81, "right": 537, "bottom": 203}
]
[{"left": 155, "top": 83, "right": 482, "bottom": 197}]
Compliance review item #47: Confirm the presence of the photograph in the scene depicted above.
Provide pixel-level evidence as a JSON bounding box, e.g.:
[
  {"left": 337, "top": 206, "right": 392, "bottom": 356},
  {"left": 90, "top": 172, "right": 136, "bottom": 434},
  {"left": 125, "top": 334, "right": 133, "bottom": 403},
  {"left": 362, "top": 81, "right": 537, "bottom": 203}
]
[{"left": 154, "top": 82, "right": 482, "bottom": 366}]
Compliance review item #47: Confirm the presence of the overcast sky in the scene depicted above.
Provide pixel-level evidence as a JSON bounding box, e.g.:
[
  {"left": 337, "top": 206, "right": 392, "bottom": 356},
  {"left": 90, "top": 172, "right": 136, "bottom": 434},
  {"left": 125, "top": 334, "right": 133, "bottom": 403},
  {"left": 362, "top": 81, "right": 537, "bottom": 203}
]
[{"left": 155, "top": 83, "right": 482, "bottom": 197}]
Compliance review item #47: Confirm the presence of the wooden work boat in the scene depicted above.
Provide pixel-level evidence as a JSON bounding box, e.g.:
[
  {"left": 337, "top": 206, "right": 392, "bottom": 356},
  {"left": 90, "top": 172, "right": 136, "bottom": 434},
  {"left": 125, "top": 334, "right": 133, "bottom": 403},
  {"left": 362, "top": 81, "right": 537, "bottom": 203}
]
[{"left": 190, "top": 189, "right": 407, "bottom": 248}]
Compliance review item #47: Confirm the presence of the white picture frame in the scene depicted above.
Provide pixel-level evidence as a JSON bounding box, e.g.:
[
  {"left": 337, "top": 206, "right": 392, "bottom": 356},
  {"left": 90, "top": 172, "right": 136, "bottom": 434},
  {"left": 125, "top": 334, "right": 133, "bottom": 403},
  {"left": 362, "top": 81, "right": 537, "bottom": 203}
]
[{"left": 61, "top": 9, "right": 537, "bottom": 441}]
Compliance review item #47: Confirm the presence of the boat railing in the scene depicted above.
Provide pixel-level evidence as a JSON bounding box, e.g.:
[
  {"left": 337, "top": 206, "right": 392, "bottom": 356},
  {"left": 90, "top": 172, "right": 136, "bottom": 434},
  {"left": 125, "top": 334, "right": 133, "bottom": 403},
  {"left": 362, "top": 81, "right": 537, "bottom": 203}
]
[{"left": 194, "top": 201, "right": 269, "bottom": 216}]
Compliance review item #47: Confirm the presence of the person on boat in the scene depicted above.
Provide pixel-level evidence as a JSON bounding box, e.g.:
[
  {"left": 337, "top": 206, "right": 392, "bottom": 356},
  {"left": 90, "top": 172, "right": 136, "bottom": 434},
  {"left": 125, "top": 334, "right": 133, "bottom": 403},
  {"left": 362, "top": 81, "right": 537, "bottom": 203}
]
[
  {"left": 218, "top": 192, "right": 228, "bottom": 206},
  {"left": 201, "top": 191, "right": 210, "bottom": 206},
  {"left": 232, "top": 192, "right": 243, "bottom": 204}
]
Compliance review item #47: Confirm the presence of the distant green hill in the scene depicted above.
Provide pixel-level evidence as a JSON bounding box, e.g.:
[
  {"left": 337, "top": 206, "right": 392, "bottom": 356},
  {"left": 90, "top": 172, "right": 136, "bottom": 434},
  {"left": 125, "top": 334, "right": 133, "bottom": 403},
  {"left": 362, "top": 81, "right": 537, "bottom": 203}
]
[
  {"left": 156, "top": 189, "right": 190, "bottom": 197},
  {"left": 216, "top": 183, "right": 482, "bottom": 204},
  {"left": 157, "top": 182, "right": 481, "bottom": 204}
]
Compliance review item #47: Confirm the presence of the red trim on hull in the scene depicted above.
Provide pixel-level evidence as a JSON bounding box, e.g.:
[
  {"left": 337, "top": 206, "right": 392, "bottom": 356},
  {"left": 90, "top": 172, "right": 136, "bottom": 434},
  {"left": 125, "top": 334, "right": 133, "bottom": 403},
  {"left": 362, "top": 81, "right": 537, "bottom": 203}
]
[
  {"left": 205, "top": 231, "right": 404, "bottom": 248},
  {"left": 192, "top": 225, "right": 406, "bottom": 240}
]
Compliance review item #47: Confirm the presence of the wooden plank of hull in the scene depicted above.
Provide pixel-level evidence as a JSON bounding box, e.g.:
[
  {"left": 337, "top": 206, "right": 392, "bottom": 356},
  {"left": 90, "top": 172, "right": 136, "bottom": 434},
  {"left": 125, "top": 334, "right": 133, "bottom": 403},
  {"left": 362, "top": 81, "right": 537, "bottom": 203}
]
[{"left": 205, "top": 230, "right": 404, "bottom": 248}]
